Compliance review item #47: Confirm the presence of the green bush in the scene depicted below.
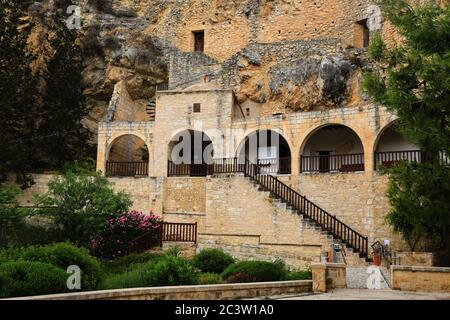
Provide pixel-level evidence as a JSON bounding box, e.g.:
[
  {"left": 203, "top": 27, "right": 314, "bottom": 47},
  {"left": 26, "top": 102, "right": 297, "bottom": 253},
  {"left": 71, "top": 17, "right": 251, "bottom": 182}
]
[
  {"left": 287, "top": 269, "right": 312, "bottom": 281},
  {"left": 102, "top": 252, "right": 163, "bottom": 275},
  {"left": 221, "top": 261, "right": 288, "bottom": 283},
  {"left": 100, "top": 265, "right": 153, "bottom": 290},
  {"left": 0, "top": 261, "right": 67, "bottom": 298},
  {"left": 147, "top": 256, "right": 198, "bottom": 287},
  {"left": 192, "top": 249, "right": 234, "bottom": 274},
  {"left": 197, "top": 273, "right": 224, "bottom": 285},
  {"left": 101, "top": 256, "right": 198, "bottom": 289},
  {"left": 0, "top": 243, "right": 102, "bottom": 291}
]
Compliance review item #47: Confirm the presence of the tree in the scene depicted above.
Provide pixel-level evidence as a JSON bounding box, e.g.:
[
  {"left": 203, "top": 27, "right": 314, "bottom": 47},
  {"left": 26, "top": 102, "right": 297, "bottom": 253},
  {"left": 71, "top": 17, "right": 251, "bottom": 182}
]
[
  {"left": 0, "top": 1, "right": 93, "bottom": 186},
  {"left": 363, "top": 1, "right": 450, "bottom": 265},
  {"left": 0, "top": 0, "right": 39, "bottom": 184},
  {"left": 0, "top": 186, "right": 27, "bottom": 246},
  {"left": 33, "top": 163, "right": 132, "bottom": 248}
]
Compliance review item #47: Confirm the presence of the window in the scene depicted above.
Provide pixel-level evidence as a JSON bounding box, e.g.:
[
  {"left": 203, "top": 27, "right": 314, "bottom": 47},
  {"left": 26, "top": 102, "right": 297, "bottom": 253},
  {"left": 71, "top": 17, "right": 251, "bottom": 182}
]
[
  {"left": 193, "top": 31, "right": 205, "bottom": 52},
  {"left": 246, "top": 108, "right": 251, "bottom": 117},
  {"left": 193, "top": 103, "right": 201, "bottom": 113},
  {"left": 354, "top": 19, "right": 370, "bottom": 48}
]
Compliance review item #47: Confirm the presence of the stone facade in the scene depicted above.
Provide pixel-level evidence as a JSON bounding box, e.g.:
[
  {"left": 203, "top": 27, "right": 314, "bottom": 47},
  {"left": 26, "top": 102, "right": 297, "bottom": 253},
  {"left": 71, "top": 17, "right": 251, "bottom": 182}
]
[{"left": 89, "top": 1, "right": 441, "bottom": 267}]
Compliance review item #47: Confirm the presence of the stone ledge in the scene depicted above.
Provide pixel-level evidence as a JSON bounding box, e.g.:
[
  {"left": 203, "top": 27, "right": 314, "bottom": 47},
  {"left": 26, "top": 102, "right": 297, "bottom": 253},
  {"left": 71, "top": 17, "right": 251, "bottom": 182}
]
[
  {"left": 392, "top": 265, "right": 450, "bottom": 273},
  {"left": 3, "top": 281, "right": 312, "bottom": 301},
  {"left": 164, "top": 211, "right": 207, "bottom": 216}
]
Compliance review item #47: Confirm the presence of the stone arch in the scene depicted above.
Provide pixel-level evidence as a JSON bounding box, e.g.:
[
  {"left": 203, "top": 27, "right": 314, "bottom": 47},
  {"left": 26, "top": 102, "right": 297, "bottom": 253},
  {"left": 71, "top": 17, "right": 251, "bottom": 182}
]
[
  {"left": 299, "top": 123, "right": 365, "bottom": 173},
  {"left": 106, "top": 132, "right": 149, "bottom": 161},
  {"left": 167, "top": 129, "right": 215, "bottom": 177},
  {"left": 236, "top": 129, "right": 292, "bottom": 175},
  {"left": 105, "top": 133, "right": 150, "bottom": 177}
]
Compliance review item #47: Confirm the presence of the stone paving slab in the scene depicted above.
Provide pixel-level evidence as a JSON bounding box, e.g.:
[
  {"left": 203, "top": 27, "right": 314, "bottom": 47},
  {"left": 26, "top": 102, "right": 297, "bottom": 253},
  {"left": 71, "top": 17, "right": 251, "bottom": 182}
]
[{"left": 279, "top": 289, "right": 450, "bottom": 300}]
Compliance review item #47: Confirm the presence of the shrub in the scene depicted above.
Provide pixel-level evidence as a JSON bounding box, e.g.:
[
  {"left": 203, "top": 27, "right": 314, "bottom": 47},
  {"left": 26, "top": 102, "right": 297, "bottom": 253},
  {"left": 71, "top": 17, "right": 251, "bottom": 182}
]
[
  {"left": 147, "top": 256, "right": 198, "bottom": 287},
  {"left": 287, "top": 268, "right": 312, "bottom": 281},
  {"left": 100, "top": 265, "right": 152, "bottom": 290},
  {"left": 101, "top": 256, "right": 198, "bottom": 289},
  {"left": 102, "top": 252, "right": 163, "bottom": 275},
  {"left": 91, "top": 211, "right": 162, "bottom": 258},
  {"left": 192, "top": 249, "right": 234, "bottom": 274},
  {"left": 32, "top": 165, "right": 132, "bottom": 248},
  {"left": 221, "top": 261, "right": 288, "bottom": 283},
  {"left": 0, "top": 261, "right": 67, "bottom": 298},
  {"left": 0, "top": 243, "right": 102, "bottom": 291},
  {"left": 197, "top": 273, "right": 224, "bottom": 285},
  {"left": 0, "top": 186, "right": 25, "bottom": 247}
]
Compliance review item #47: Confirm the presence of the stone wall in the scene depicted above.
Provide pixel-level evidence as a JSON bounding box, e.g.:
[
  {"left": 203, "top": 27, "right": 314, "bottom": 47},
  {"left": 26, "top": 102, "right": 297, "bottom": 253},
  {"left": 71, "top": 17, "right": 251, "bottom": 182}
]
[
  {"left": 6, "top": 280, "right": 312, "bottom": 300},
  {"left": 391, "top": 266, "right": 450, "bottom": 292},
  {"left": 164, "top": 178, "right": 207, "bottom": 213},
  {"left": 16, "top": 174, "right": 159, "bottom": 214},
  {"left": 297, "top": 172, "right": 409, "bottom": 251}
]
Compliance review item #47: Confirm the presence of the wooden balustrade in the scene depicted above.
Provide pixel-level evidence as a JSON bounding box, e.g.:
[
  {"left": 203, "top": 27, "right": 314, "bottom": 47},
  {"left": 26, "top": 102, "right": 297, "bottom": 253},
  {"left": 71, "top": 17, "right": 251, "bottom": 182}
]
[
  {"left": 257, "top": 157, "right": 291, "bottom": 174},
  {"left": 106, "top": 161, "right": 149, "bottom": 177},
  {"left": 300, "top": 153, "right": 365, "bottom": 173},
  {"left": 244, "top": 160, "right": 369, "bottom": 260},
  {"left": 374, "top": 150, "right": 449, "bottom": 170},
  {"left": 162, "top": 222, "right": 197, "bottom": 243}
]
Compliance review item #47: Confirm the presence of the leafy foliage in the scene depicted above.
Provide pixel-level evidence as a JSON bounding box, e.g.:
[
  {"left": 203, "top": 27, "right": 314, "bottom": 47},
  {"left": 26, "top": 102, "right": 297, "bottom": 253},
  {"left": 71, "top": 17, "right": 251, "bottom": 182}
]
[
  {"left": 33, "top": 165, "right": 131, "bottom": 248},
  {"left": 221, "top": 260, "right": 288, "bottom": 283},
  {"left": 0, "top": 242, "right": 102, "bottom": 291},
  {"left": 196, "top": 273, "right": 224, "bottom": 285},
  {"left": 192, "top": 249, "right": 235, "bottom": 274},
  {"left": 0, "top": 186, "right": 27, "bottom": 246},
  {"left": 100, "top": 256, "right": 198, "bottom": 289},
  {"left": 0, "top": 1, "right": 93, "bottom": 185},
  {"left": 0, "top": 261, "right": 67, "bottom": 298},
  {"left": 91, "top": 211, "right": 162, "bottom": 259},
  {"left": 363, "top": 1, "right": 450, "bottom": 265}
]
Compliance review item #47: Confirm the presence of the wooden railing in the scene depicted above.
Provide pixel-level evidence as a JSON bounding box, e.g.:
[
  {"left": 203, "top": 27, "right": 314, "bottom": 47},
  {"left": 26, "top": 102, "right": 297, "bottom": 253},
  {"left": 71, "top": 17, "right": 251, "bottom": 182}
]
[
  {"left": 106, "top": 161, "right": 149, "bottom": 177},
  {"left": 374, "top": 150, "right": 447, "bottom": 170},
  {"left": 125, "top": 224, "right": 163, "bottom": 255},
  {"left": 244, "top": 160, "right": 369, "bottom": 260},
  {"left": 257, "top": 157, "right": 291, "bottom": 174},
  {"left": 167, "top": 161, "right": 213, "bottom": 177},
  {"left": 300, "top": 153, "right": 365, "bottom": 173},
  {"left": 213, "top": 158, "right": 245, "bottom": 174},
  {"left": 162, "top": 222, "right": 197, "bottom": 243},
  {"left": 168, "top": 158, "right": 292, "bottom": 177},
  {"left": 125, "top": 222, "right": 198, "bottom": 255}
]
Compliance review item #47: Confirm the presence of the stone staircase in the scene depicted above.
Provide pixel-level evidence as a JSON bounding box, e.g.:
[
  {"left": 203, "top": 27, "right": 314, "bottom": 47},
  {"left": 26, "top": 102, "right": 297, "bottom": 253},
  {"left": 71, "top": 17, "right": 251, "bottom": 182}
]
[{"left": 244, "top": 175, "right": 370, "bottom": 267}]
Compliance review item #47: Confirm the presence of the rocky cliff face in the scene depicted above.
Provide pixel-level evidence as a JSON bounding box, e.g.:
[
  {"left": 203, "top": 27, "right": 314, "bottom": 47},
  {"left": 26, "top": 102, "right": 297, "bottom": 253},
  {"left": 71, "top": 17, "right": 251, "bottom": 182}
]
[{"left": 29, "top": 0, "right": 382, "bottom": 133}]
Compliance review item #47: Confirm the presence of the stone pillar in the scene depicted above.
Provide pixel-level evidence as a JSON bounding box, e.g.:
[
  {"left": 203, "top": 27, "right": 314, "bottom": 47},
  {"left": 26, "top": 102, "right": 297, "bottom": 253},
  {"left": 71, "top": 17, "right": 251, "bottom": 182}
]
[
  {"left": 291, "top": 150, "right": 300, "bottom": 176},
  {"left": 96, "top": 127, "right": 108, "bottom": 174},
  {"left": 311, "top": 264, "right": 327, "bottom": 293},
  {"left": 325, "top": 263, "right": 347, "bottom": 289}
]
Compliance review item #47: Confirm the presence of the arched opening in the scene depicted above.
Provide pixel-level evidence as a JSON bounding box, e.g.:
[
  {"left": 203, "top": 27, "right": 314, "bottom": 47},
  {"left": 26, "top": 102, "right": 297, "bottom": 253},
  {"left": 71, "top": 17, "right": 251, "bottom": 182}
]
[
  {"left": 167, "top": 130, "right": 214, "bottom": 177},
  {"left": 106, "top": 134, "right": 149, "bottom": 177},
  {"left": 237, "top": 130, "right": 292, "bottom": 175},
  {"left": 374, "top": 122, "right": 424, "bottom": 169},
  {"left": 300, "top": 124, "right": 365, "bottom": 173}
]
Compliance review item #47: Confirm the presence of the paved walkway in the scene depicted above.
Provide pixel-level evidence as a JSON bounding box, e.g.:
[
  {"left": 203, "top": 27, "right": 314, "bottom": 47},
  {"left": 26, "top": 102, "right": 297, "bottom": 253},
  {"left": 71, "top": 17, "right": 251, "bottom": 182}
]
[{"left": 275, "top": 289, "right": 450, "bottom": 300}]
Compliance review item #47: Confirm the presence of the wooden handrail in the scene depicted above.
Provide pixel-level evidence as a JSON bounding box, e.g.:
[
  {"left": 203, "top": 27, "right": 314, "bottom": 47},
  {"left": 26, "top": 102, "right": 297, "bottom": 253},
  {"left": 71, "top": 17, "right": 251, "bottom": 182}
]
[{"left": 244, "top": 159, "right": 369, "bottom": 260}]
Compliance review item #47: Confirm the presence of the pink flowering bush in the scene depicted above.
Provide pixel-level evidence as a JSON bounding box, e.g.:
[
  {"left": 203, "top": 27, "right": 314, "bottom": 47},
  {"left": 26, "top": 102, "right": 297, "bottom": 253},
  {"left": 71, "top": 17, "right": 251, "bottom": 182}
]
[{"left": 90, "top": 211, "right": 162, "bottom": 259}]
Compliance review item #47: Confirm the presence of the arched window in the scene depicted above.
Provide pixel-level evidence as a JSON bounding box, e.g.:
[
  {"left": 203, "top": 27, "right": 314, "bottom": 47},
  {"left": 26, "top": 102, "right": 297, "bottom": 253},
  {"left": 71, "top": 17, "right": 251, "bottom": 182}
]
[{"left": 300, "top": 125, "right": 364, "bottom": 173}]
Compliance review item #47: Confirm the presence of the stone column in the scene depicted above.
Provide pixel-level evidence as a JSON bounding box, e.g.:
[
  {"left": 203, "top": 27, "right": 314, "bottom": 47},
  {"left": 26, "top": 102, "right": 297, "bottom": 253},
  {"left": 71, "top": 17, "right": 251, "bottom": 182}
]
[{"left": 311, "top": 264, "right": 327, "bottom": 293}]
